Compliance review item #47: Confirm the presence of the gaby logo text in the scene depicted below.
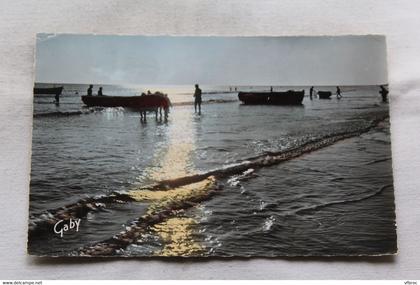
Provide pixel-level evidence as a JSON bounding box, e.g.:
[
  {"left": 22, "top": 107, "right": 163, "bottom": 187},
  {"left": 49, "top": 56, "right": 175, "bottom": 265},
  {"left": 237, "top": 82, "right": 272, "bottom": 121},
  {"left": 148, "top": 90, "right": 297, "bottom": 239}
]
[{"left": 53, "top": 219, "right": 81, "bottom": 237}]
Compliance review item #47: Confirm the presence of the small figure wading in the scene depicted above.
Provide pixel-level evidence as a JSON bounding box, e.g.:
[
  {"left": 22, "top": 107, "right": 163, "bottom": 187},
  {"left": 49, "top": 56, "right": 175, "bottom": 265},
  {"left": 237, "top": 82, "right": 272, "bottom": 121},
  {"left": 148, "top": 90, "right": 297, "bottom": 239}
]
[
  {"left": 309, "top": 86, "right": 314, "bottom": 100},
  {"left": 194, "top": 84, "right": 202, "bottom": 115},
  {"left": 379, "top": 85, "right": 389, "bottom": 103},
  {"left": 54, "top": 93, "right": 60, "bottom": 105},
  {"left": 336, "top": 86, "right": 342, "bottom": 99}
]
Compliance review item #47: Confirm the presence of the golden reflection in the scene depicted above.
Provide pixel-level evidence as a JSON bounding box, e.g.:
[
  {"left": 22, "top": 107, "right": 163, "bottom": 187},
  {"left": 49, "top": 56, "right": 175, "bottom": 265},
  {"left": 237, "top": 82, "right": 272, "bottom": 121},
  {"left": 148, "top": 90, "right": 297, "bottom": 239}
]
[
  {"left": 129, "top": 176, "right": 214, "bottom": 256},
  {"left": 152, "top": 217, "right": 203, "bottom": 256},
  {"left": 129, "top": 176, "right": 215, "bottom": 215},
  {"left": 135, "top": 109, "right": 195, "bottom": 184},
  {"left": 139, "top": 143, "right": 195, "bottom": 183},
  {"left": 129, "top": 111, "right": 211, "bottom": 256}
]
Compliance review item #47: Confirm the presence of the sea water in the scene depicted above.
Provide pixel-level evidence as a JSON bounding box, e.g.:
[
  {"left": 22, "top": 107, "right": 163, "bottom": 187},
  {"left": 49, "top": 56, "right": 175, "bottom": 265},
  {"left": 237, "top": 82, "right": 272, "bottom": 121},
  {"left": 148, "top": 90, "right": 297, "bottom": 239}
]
[{"left": 28, "top": 84, "right": 396, "bottom": 256}]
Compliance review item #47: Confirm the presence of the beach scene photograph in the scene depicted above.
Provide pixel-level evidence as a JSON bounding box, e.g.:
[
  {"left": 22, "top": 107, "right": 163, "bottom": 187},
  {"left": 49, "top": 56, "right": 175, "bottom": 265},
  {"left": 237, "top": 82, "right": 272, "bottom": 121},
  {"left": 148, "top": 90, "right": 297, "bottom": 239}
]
[{"left": 28, "top": 35, "right": 396, "bottom": 257}]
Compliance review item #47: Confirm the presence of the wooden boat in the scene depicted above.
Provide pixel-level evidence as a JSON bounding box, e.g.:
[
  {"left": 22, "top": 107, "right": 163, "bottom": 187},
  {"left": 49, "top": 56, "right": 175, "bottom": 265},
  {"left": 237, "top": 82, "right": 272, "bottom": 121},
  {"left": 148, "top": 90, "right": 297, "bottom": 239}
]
[
  {"left": 317, "top": 91, "right": 332, "bottom": 99},
  {"left": 81, "top": 94, "right": 169, "bottom": 109},
  {"left": 34, "top": 86, "right": 63, "bottom": 95},
  {"left": 238, "top": 90, "right": 304, "bottom": 105},
  {"left": 238, "top": 92, "right": 269, "bottom": 104}
]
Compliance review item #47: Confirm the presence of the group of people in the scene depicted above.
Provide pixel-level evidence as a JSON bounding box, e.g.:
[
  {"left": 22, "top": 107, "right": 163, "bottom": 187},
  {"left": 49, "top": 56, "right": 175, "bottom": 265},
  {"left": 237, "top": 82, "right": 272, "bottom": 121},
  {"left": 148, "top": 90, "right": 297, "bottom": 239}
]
[
  {"left": 141, "top": 84, "right": 203, "bottom": 116},
  {"left": 139, "top": 84, "right": 203, "bottom": 119},
  {"left": 308, "top": 85, "right": 388, "bottom": 102},
  {"left": 84, "top": 84, "right": 203, "bottom": 117},
  {"left": 83, "top": 83, "right": 388, "bottom": 121},
  {"left": 87, "top": 85, "right": 103, "bottom": 96},
  {"left": 309, "top": 86, "right": 342, "bottom": 100}
]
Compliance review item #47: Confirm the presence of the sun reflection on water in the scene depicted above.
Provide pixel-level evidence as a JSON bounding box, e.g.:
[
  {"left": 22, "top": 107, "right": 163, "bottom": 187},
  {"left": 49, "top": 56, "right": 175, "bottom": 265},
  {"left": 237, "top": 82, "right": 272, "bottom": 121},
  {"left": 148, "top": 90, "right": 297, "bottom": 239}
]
[
  {"left": 139, "top": 143, "right": 196, "bottom": 183},
  {"left": 128, "top": 110, "right": 211, "bottom": 256},
  {"left": 152, "top": 217, "right": 203, "bottom": 256}
]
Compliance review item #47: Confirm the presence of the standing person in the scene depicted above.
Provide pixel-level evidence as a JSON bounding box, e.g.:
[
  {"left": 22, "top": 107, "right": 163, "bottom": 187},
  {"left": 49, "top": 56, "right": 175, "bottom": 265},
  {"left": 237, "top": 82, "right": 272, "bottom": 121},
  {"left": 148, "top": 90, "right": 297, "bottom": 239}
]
[
  {"left": 309, "top": 86, "right": 314, "bottom": 100},
  {"left": 270, "top": 86, "right": 273, "bottom": 92},
  {"left": 98, "top": 87, "right": 103, "bottom": 96},
  {"left": 87, "top": 85, "right": 93, "bottom": 96},
  {"left": 379, "top": 85, "right": 389, "bottom": 102},
  {"left": 194, "top": 84, "right": 202, "bottom": 114},
  {"left": 336, "top": 86, "right": 342, "bottom": 99}
]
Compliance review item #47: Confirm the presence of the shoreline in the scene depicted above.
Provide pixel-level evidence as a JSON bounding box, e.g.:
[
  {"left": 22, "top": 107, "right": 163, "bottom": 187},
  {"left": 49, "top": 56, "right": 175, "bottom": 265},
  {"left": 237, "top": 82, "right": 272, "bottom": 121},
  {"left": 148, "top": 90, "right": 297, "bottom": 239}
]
[{"left": 28, "top": 111, "right": 389, "bottom": 242}]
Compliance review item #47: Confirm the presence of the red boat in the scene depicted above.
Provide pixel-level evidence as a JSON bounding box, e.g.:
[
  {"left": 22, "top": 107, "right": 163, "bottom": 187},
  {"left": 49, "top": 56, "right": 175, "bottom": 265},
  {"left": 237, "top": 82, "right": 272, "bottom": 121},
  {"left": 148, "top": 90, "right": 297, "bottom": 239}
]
[{"left": 238, "top": 90, "right": 304, "bottom": 105}]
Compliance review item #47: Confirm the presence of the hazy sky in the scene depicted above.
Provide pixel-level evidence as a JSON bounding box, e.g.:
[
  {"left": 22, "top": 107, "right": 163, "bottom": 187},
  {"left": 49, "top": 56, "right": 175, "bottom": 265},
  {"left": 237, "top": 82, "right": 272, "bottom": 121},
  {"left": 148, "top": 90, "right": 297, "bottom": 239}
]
[{"left": 35, "top": 34, "right": 387, "bottom": 85}]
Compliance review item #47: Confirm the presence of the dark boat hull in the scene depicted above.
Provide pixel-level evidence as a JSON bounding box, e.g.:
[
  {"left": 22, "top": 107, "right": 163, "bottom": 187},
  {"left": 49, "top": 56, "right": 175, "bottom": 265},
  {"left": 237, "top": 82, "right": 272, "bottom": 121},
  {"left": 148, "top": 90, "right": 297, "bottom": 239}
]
[
  {"left": 238, "top": 90, "right": 304, "bottom": 105},
  {"left": 81, "top": 95, "right": 167, "bottom": 109},
  {"left": 317, "top": 91, "right": 332, "bottom": 99},
  {"left": 34, "top": 86, "right": 63, "bottom": 95}
]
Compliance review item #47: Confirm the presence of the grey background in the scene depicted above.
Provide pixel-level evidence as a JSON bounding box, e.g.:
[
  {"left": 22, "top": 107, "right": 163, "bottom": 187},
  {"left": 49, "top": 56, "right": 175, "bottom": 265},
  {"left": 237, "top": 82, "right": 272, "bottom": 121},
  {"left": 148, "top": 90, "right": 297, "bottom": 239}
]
[{"left": 0, "top": 0, "right": 419, "bottom": 279}]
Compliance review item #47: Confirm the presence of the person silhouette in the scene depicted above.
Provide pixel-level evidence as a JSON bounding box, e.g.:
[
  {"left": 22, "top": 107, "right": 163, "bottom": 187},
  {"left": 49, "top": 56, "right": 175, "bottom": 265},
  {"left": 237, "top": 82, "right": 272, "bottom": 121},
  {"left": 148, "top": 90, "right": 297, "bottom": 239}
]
[
  {"left": 194, "top": 84, "right": 202, "bottom": 114},
  {"left": 98, "top": 87, "right": 103, "bottom": 96},
  {"left": 310, "top": 86, "right": 314, "bottom": 100},
  {"left": 379, "top": 85, "right": 389, "bottom": 102},
  {"left": 336, "top": 86, "right": 342, "bottom": 99},
  {"left": 87, "top": 85, "right": 93, "bottom": 96}
]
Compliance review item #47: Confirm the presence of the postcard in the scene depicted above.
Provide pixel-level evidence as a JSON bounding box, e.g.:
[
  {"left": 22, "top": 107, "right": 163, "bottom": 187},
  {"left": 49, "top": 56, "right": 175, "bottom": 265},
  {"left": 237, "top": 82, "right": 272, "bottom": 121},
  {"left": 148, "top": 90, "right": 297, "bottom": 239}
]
[{"left": 28, "top": 35, "right": 396, "bottom": 257}]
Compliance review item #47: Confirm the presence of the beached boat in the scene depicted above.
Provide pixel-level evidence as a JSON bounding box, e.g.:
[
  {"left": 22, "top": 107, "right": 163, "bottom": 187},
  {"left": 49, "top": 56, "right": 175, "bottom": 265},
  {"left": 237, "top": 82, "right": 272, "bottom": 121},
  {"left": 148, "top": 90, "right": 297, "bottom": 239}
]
[
  {"left": 317, "top": 91, "right": 332, "bottom": 99},
  {"left": 34, "top": 86, "right": 63, "bottom": 95},
  {"left": 81, "top": 94, "right": 169, "bottom": 109},
  {"left": 238, "top": 90, "right": 304, "bottom": 105}
]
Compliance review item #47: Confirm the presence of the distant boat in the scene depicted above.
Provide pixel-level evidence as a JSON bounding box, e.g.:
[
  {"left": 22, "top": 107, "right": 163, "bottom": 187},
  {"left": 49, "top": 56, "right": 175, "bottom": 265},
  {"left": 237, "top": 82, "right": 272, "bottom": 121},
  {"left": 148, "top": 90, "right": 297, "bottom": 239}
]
[
  {"left": 33, "top": 86, "right": 63, "bottom": 95},
  {"left": 238, "top": 90, "right": 304, "bottom": 105},
  {"left": 317, "top": 91, "right": 332, "bottom": 99},
  {"left": 81, "top": 94, "right": 169, "bottom": 109}
]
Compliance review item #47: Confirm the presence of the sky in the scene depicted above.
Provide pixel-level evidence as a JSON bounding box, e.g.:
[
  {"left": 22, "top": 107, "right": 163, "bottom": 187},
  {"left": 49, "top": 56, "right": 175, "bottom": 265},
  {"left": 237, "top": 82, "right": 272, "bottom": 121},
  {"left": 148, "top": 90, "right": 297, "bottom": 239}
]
[{"left": 35, "top": 34, "right": 388, "bottom": 85}]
